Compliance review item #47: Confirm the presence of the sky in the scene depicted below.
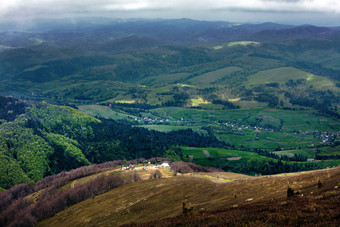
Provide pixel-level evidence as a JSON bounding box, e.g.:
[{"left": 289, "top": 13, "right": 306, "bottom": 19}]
[{"left": 1, "top": 0, "right": 340, "bottom": 26}]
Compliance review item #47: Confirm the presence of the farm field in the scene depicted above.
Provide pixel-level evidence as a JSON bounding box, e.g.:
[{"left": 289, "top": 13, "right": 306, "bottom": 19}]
[
  {"left": 77, "top": 104, "right": 339, "bottom": 153},
  {"left": 273, "top": 148, "right": 317, "bottom": 159},
  {"left": 182, "top": 146, "right": 273, "bottom": 162},
  {"left": 216, "top": 131, "right": 315, "bottom": 149},
  {"left": 180, "top": 146, "right": 337, "bottom": 173},
  {"left": 135, "top": 125, "right": 207, "bottom": 134},
  {"left": 151, "top": 107, "right": 340, "bottom": 132},
  {"left": 318, "top": 146, "right": 340, "bottom": 157}
]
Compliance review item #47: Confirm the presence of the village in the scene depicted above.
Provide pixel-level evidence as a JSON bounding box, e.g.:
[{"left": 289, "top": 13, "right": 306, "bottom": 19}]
[
  {"left": 131, "top": 114, "right": 339, "bottom": 148},
  {"left": 121, "top": 161, "right": 171, "bottom": 171}
]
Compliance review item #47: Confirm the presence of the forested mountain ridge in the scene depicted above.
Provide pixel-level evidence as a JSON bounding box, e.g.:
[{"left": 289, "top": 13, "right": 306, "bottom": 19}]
[{"left": 1, "top": 19, "right": 340, "bottom": 116}]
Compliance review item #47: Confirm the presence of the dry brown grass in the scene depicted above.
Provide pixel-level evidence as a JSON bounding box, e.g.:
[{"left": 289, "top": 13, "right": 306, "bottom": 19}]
[{"left": 38, "top": 167, "right": 340, "bottom": 227}]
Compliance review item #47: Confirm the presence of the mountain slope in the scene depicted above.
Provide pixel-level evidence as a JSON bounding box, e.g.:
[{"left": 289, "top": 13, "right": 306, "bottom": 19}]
[
  {"left": 38, "top": 167, "right": 340, "bottom": 226},
  {"left": 0, "top": 98, "right": 99, "bottom": 189}
]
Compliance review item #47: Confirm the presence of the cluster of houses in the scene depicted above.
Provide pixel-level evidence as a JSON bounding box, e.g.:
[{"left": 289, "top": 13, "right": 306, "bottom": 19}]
[
  {"left": 121, "top": 161, "right": 171, "bottom": 171},
  {"left": 319, "top": 131, "right": 338, "bottom": 146},
  {"left": 223, "top": 121, "right": 275, "bottom": 132},
  {"left": 222, "top": 121, "right": 339, "bottom": 147},
  {"left": 133, "top": 116, "right": 192, "bottom": 126},
  {"left": 134, "top": 117, "right": 171, "bottom": 124}
]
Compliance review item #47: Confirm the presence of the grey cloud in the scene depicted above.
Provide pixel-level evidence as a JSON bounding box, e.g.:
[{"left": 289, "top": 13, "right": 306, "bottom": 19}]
[
  {"left": 0, "top": 0, "right": 339, "bottom": 26},
  {"left": 262, "top": 0, "right": 304, "bottom": 2}
]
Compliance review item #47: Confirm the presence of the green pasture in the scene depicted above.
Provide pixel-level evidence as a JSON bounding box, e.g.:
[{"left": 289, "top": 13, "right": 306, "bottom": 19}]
[
  {"left": 188, "top": 66, "right": 242, "bottom": 85},
  {"left": 216, "top": 131, "right": 315, "bottom": 149},
  {"left": 139, "top": 73, "right": 191, "bottom": 85},
  {"left": 78, "top": 105, "right": 137, "bottom": 120},
  {"left": 145, "top": 84, "right": 180, "bottom": 105},
  {"left": 151, "top": 107, "right": 340, "bottom": 132},
  {"left": 135, "top": 125, "right": 206, "bottom": 134},
  {"left": 273, "top": 148, "right": 317, "bottom": 159},
  {"left": 181, "top": 146, "right": 272, "bottom": 167},
  {"left": 245, "top": 67, "right": 339, "bottom": 92},
  {"left": 318, "top": 146, "right": 340, "bottom": 156},
  {"left": 228, "top": 41, "right": 260, "bottom": 47}
]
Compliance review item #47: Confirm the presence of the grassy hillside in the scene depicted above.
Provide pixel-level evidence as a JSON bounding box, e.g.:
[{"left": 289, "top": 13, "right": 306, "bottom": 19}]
[
  {"left": 245, "top": 67, "right": 339, "bottom": 91},
  {"left": 78, "top": 105, "right": 138, "bottom": 120},
  {"left": 38, "top": 167, "right": 340, "bottom": 227},
  {"left": 127, "top": 171, "right": 340, "bottom": 226},
  {"left": 188, "top": 66, "right": 242, "bottom": 85},
  {"left": 139, "top": 73, "right": 191, "bottom": 85}
]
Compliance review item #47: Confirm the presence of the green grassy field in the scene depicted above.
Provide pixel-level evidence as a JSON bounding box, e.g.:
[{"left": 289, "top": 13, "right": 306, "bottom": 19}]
[
  {"left": 151, "top": 107, "right": 340, "bottom": 132},
  {"left": 245, "top": 67, "right": 339, "bottom": 91},
  {"left": 135, "top": 125, "right": 207, "bottom": 134},
  {"left": 139, "top": 73, "right": 191, "bottom": 85},
  {"left": 228, "top": 41, "right": 260, "bottom": 47},
  {"left": 318, "top": 146, "right": 340, "bottom": 156},
  {"left": 78, "top": 105, "right": 137, "bottom": 120},
  {"left": 188, "top": 66, "right": 242, "bottom": 85},
  {"left": 76, "top": 105, "right": 339, "bottom": 155},
  {"left": 217, "top": 131, "right": 315, "bottom": 149},
  {"left": 273, "top": 148, "right": 317, "bottom": 158},
  {"left": 181, "top": 147, "right": 274, "bottom": 168}
]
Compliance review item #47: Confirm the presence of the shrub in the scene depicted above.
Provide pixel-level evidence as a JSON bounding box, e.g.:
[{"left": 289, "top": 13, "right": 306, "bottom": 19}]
[
  {"left": 182, "top": 200, "right": 195, "bottom": 215},
  {"left": 287, "top": 186, "right": 300, "bottom": 198},
  {"left": 171, "top": 161, "right": 220, "bottom": 174},
  {"left": 149, "top": 170, "right": 162, "bottom": 179}
]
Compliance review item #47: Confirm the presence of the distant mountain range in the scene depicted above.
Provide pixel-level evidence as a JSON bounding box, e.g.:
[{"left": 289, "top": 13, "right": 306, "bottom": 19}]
[{"left": 1, "top": 18, "right": 340, "bottom": 47}]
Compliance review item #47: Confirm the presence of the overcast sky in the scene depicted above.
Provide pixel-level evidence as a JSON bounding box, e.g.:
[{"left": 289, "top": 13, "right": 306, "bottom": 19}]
[{"left": 1, "top": 0, "right": 340, "bottom": 26}]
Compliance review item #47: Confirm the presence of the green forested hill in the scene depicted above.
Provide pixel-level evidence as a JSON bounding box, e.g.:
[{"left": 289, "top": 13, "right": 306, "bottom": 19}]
[
  {"left": 0, "top": 99, "right": 99, "bottom": 189},
  {"left": 0, "top": 96, "right": 226, "bottom": 189}
]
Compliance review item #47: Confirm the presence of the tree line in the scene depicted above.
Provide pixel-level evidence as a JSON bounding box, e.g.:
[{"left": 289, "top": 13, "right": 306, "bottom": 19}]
[
  {"left": 80, "top": 119, "right": 226, "bottom": 164},
  {"left": 222, "top": 159, "right": 320, "bottom": 176},
  {"left": 0, "top": 171, "right": 142, "bottom": 227}
]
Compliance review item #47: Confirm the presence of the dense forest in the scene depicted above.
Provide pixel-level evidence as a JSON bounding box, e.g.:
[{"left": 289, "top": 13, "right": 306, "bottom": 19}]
[{"left": 222, "top": 159, "right": 319, "bottom": 175}]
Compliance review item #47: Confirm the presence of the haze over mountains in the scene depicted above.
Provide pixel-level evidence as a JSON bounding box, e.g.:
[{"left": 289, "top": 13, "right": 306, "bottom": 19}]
[{"left": 1, "top": 18, "right": 340, "bottom": 44}]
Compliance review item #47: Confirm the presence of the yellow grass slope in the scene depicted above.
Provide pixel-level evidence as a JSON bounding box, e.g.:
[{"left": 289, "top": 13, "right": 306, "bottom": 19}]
[{"left": 39, "top": 167, "right": 340, "bottom": 227}]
